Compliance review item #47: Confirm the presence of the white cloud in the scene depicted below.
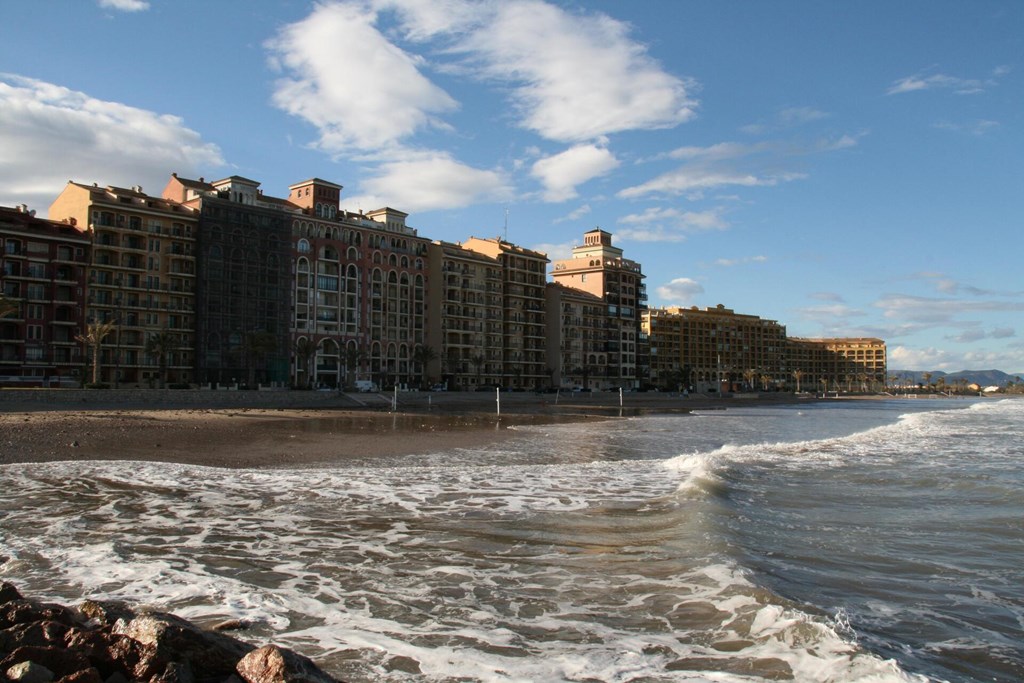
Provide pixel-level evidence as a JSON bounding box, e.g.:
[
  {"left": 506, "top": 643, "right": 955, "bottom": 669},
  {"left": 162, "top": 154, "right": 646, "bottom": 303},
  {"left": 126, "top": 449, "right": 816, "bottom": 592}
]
[
  {"left": 888, "top": 345, "right": 956, "bottom": 370},
  {"left": 341, "top": 152, "right": 510, "bottom": 213},
  {"left": 617, "top": 206, "right": 728, "bottom": 242},
  {"left": 554, "top": 204, "right": 592, "bottom": 224},
  {"left": 713, "top": 255, "right": 767, "bottom": 267},
  {"left": 809, "top": 291, "right": 845, "bottom": 302},
  {"left": 875, "top": 293, "right": 1024, "bottom": 324},
  {"left": 531, "top": 144, "right": 619, "bottom": 202},
  {"left": 0, "top": 74, "right": 224, "bottom": 211},
  {"left": 266, "top": 2, "right": 458, "bottom": 154},
  {"left": 266, "top": 1, "right": 697, "bottom": 213},
  {"left": 886, "top": 67, "right": 1005, "bottom": 96},
  {"left": 619, "top": 167, "right": 803, "bottom": 199},
  {"left": 657, "top": 278, "right": 705, "bottom": 304},
  {"left": 531, "top": 240, "right": 574, "bottom": 261},
  {"left": 742, "top": 106, "right": 829, "bottom": 135},
  {"left": 460, "top": 0, "right": 697, "bottom": 142},
  {"left": 933, "top": 120, "right": 1000, "bottom": 136},
  {"left": 98, "top": 0, "right": 149, "bottom": 11}
]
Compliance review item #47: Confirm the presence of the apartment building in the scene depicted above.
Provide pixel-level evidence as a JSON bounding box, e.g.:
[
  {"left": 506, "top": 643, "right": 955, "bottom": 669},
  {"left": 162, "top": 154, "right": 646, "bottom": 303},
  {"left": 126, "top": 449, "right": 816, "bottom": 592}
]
[
  {"left": 427, "top": 240, "right": 503, "bottom": 389},
  {"left": 0, "top": 205, "right": 90, "bottom": 386},
  {"left": 161, "top": 173, "right": 293, "bottom": 387},
  {"left": 643, "top": 305, "right": 788, "bottom": 393},
  {"left": 787, "top": 337, "right": 887, "bottom": 392},
  {"left": 544, "top": 282, "right": 606, "bottom": 389},
  {"left": 48, "top": 182, "right": 199, "bottom": 386},
  {"left": 286, "top": 178, "right": 430, "bottom": 389},
  {"left": 461, "top": 237, "right": 549, "bottom": 390},
  {"left": 549, "top": 229, "right": 646, "bottom": 389}
]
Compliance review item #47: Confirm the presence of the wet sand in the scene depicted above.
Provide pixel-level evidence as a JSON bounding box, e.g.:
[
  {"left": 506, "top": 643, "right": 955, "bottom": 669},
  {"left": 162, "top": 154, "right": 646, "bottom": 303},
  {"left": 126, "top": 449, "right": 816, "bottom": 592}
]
[{"left": 0, "top": 391, "right": 815, "bottom": 468}]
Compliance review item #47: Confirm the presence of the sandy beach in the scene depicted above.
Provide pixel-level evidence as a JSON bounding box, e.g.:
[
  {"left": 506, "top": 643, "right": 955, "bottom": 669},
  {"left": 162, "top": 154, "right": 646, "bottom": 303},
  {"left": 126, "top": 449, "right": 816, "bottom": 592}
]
[{"left": 0, "top": 390, "right": 813, "bottom": 468}]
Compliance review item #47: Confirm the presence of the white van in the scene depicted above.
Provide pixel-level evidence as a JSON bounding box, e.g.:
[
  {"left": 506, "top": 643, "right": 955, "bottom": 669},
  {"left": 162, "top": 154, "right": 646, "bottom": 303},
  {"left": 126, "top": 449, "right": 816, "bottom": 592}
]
[{"left": 354, "top": 380, "right": 378, "bottom": 393}]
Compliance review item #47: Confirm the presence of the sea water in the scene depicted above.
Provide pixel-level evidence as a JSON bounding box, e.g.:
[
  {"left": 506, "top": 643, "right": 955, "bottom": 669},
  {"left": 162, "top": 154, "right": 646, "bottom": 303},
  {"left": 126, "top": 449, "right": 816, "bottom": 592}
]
[{"left": 1, "top": 398, "right": 1022, "bottom": 682}]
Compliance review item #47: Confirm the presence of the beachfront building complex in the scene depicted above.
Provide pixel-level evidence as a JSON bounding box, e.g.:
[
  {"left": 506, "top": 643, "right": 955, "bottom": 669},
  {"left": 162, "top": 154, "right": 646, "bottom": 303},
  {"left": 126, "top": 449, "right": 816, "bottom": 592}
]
[
  {"left": 549, "top": 229, "right": 646, "bottom": 390},
  {"left": 0, "top": 169, "right": 886, "bottom": 392},
  {"left": 48, "top": 182, "right": 200, "bottom": 387},
  {"left": 544, "top": 282, "right": 607, "bottom": 390},
  {"left": 460, "top": 237, "right": 550, "bottom": 390},
  {"left": 162, "top": 174, "right": 293, "bottom": 387},
  {"left": 427, "top": 240, "right": 503, "bottom": 390},
  {"left": 643, "top": 305, "right": 788, "bottom": 393},
  {"left": 284, "top": 178, "right": 430, "bottom": 390},
  {"left": 0, "top": 205, "right": 90, "bottom": 387},
  {"left": 787, "top": 337, "right": 888, "bottom": 393}
]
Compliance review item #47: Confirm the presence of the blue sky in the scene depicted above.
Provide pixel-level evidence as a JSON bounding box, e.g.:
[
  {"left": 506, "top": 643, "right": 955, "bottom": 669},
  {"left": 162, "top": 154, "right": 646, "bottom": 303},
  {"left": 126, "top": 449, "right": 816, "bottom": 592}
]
[{"left": 1, "top": 0, "right": 1022, "bottom": 374}]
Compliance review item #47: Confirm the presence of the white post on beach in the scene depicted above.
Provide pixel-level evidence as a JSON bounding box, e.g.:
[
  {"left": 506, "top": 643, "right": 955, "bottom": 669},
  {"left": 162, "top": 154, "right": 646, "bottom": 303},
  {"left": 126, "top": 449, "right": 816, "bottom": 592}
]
[
  {"left": 496, "top": 386, "right": 501, "bottom": 415},
  {"left": 392, "top": 385, "right": 397, "bottom": 413},
  {"left": 619, "top": 387, "right": 623, "bottom": 407},
  {"left": 555, "top": 389, "right": 560, "bottom": 404}
]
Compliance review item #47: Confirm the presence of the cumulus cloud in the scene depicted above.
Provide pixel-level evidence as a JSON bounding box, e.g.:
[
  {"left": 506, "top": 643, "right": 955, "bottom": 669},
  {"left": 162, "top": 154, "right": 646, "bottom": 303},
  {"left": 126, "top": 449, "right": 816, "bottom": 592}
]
[
  {"left": 266, "top": 2, "right": 458, "bottom": 154},
  {"left": 266, "top": 4, "right": 695, "bottom": 148},
  {"left": 457, "top": 0, "right": 697, "bottom": 141},
  {"left": 266, "top": 0, "right": 697, "bottom": 213},
  {"left": 531, "top": 144, "right": 619, "bottom": 202},
  {"left": 531, "top": 240, "right": 575, "bottom": 261},
  {"left": 98, "top": 0, "right": 149, "bottom": 11},
  {"left": 616, "top": 206, "right": 728, "bottom": 242},
  {"left": 657, "top": 277, "right": 705, "bottom": 304},
  {"left": 341, "top": 152, "right": 511, "bottom": 213},
  {"left": 0, "top": 74, "right": 224, "bottom": 211},
  {"left": 888, "top": 345, "right": 956, "bottom": 370}
]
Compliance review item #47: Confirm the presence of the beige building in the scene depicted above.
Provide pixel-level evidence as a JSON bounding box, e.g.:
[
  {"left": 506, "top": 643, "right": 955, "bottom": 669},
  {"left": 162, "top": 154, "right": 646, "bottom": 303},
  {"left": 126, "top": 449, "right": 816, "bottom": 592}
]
[
  {"left": 49, "top": 182, "right": 199, "bottom": 386},
  {"left": 544, "top": 282, "right": 606, "bottom": 389},
  {"left": 460, "top": 237, "right": 549, "bottom": 390},
  {"left": 427, "top": 240, "right": 502, "bottom": 389},
  {"left": 787, "top": 337, "right": 887, "bottom": 392},
  {"left": 643, "top": 305, "right": 788, "bottom": 393},
  {"left": 550, "top": 229, "right": 645, "bottom": 389}
]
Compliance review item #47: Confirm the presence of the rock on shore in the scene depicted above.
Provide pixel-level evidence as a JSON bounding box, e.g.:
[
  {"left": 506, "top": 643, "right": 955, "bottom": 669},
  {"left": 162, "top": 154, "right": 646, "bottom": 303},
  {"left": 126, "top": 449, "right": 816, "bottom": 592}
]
[{"left": 0, "top": 582, "right": 339, "bottom": 682}]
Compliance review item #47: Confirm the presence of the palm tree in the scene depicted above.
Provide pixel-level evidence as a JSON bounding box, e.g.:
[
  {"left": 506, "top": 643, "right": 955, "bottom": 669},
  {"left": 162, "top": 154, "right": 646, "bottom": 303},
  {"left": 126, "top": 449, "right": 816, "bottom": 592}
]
[
  {"left": 743, "top": 368, "right": 757, "bottom": 392},
  {"left": 294, "top": 337, "right": 317, "bottom": 388},
  {"left": 144, "top": 331, "right": 179, "bottom": 389},
  {"left": 471, "top": 353, "right": 486, "bottom": 387},
  {"left": 412, "top": 344, "right": 438, "bottom": 389},
  {"left": 792, "top": 369, "right": 804, "bottom": 393},
  {"left": 75, "top": 320, "right": 118, "bottom": 385},
  {"left": 760, "top": 373, "right": 772, "bottom": 392},
  {"left": 0, "top": 293, "right": 19, "bottom": 319},
  {"left": 342, "top": 344, "right": 366, "bottom": 390},
  {"left": 242, "top": 331, "right": 278, "bottom": 388}
]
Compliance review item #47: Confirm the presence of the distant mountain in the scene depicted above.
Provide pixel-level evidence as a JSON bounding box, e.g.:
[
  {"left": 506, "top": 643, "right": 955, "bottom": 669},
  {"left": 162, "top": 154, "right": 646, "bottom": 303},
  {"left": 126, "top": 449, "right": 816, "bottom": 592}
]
[{"left": 890, "top": 369, "right": 1023, "bottom": 387}]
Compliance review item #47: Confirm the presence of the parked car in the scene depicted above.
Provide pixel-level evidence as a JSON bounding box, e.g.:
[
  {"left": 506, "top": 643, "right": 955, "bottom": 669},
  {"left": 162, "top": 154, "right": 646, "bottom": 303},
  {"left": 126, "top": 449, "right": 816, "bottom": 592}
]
[{"left": 430, "top": 383, "right": 447, "bottom": 392}]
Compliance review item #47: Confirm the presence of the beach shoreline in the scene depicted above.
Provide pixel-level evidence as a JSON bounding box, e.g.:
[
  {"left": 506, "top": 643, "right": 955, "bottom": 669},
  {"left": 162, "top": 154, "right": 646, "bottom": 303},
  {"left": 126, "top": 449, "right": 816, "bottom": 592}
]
[{"left": 1, "top": 391, "right": 821, "bottom": 469}]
